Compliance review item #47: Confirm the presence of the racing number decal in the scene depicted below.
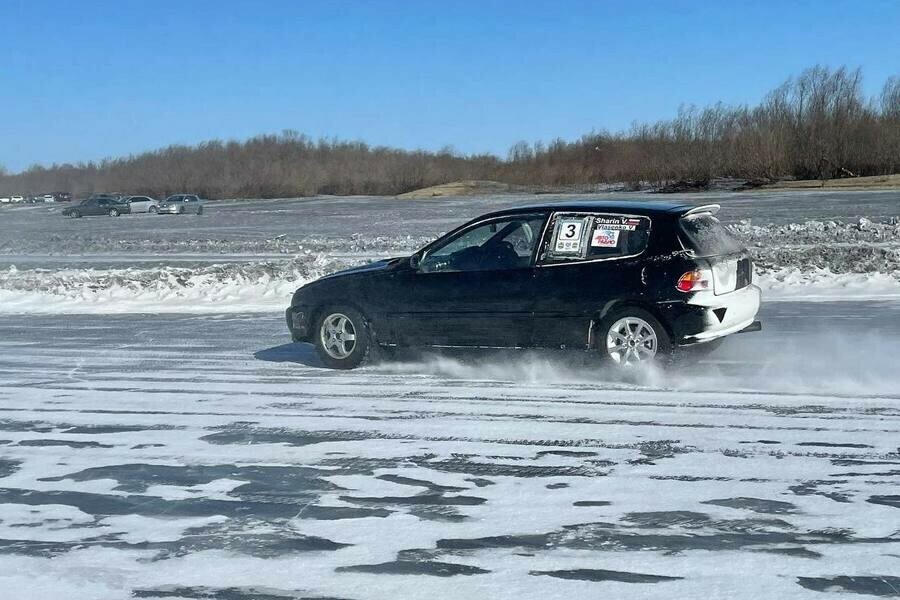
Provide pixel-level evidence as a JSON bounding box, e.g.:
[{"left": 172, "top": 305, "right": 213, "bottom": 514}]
[{"left": 554, "top": 218, "right": 584, "bottom": 253}]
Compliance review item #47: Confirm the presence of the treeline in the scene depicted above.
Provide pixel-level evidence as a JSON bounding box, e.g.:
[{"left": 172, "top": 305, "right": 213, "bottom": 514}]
[{"left": 1, "top": 65, "right": 898, "bottom": 198}]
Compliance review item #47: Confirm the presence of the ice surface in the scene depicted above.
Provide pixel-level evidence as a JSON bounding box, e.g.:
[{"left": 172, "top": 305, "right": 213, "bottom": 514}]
[{"left": 0, "top": 305, "right": 898, "bottom": 599}]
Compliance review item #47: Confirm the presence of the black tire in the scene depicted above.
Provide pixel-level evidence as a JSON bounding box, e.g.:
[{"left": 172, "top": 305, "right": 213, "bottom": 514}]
[
  {"left": 109, "top": 208, "right": 120, "bottom": 217},
  {"left": 70, "top": 210, "right": 81, "bottom": 218},
  {"left": 149, "top": 206, "right": 158, "bottom": 214},
  {"left": 313, "top": 305, "right": 371, "bottom": 369},
  {"left": 196, "top": 206, "right": 203, "bottom": 215},
  {"left": 596, "top": 306, "right": 672, "bottom": 367}
]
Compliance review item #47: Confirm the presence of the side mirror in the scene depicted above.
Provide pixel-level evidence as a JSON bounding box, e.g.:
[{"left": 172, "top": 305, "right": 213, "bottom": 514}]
[{"left": 409, "top": 254, "right": 421, "bottom": 270}]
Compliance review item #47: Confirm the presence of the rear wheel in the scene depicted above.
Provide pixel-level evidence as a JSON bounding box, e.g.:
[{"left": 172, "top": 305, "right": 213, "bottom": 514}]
[
  {"left": 70, "top": 210, "right": 81, "bottom": 218},
  {"left": 313, "top": 306, "right": 370, "bottom": 369},
  {"left": 108, "top": 208, "right": 120, "bottom": 217},
  {"left": 149, "top": 205, "right": 158, "bottom": 214},
  {"left": 598, "top": 308, "right": 671, "bottom": 368}
]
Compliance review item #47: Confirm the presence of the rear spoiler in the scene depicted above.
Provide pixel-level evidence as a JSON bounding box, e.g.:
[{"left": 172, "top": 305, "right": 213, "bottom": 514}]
[{"left": 682, "top": 204, "right": 721, "bottom": 217}]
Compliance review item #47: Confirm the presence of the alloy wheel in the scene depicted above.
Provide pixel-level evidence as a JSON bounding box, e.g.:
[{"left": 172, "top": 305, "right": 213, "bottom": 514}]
[
  {"left": 319, "top": 313, "right": 357, "bottom": 359},
  {"left": 606, "top": 316, "right": 658, "bottom": 366}
]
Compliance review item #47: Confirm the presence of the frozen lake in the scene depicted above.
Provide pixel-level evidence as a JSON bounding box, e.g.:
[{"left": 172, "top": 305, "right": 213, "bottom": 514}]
[{"left": 0, "top": 190, "right": 898, "bottom": 598}]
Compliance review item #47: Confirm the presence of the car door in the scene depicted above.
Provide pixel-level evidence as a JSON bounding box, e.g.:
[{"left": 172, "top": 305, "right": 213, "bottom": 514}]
[
  {"left": 83, "top": 199, "right": 103, "bottom": 215},
  {"left": 128, "top": 197, "right": 147, "bottom": 212},
  {"left": 385, "top": 213, "right": 548, "bottom": 347},
  {"left": 531, "top": 212, "right": 653, "bottom": 348}
]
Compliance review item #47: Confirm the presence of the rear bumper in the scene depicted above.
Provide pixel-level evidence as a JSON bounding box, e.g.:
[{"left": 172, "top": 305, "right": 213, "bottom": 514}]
[{"left": 662, "top": 284, "right": 762, "bottom": 345}]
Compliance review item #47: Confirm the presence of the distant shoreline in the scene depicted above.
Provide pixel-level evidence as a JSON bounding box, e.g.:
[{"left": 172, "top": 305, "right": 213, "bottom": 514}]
[{"left": 394, "top": 176, "right": 900, "bottom": 199}]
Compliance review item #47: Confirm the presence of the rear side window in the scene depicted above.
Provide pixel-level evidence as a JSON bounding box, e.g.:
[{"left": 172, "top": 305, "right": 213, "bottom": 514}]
[
  {"left": 540, "top": 213, "right": 651, "bottom": 263},
  {"left": 680, "top": 214, "right": 744, "bottom": 256}
]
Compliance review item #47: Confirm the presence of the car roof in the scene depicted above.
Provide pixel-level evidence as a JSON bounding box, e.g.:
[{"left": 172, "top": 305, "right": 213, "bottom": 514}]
[{"left": 487, "top": 199, "right": 709, "bottom": 218}]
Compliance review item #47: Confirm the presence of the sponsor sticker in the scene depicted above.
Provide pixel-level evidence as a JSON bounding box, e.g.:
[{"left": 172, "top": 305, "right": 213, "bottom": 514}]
[
  {"left": 591, "top": 228, "right": 619, "bottom": 247},
  {"left": 555, "top": 218, "right": 584, "bottom": 253}
]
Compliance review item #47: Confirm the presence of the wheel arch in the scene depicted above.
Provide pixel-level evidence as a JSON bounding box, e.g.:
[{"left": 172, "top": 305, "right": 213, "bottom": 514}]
[{"left": 588, "top": 298, "right": 674, "bottom": 350}]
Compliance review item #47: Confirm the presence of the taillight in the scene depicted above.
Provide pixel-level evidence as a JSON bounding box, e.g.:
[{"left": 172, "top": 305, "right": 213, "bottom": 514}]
[{"left": 676, "top": 269, "right": 711, "bottom": 292}]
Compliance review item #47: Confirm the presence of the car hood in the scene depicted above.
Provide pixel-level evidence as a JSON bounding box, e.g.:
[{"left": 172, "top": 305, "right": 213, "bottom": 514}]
[{"left": 321, "top": 256, "right": 408, "bottom": 280}]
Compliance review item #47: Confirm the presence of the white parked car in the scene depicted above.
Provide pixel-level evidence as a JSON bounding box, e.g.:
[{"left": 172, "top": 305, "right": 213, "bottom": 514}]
[
  {"left": 123, "top": 195, "right": 159, "bottom": 213},
  {"left": 11, "top": 195, "right": 24, "bottom": 203},
  {"left": 42, "top": 194, "right": 56, "bottom": 203},
  {"left": 0, "top": 197, "right": 9, "bottom": 203},
  {"left": 156, "top": 194, "right": 203, "bottom": 215}
]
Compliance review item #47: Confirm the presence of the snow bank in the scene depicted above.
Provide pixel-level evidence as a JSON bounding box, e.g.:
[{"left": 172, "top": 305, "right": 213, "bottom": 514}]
[
  {"left": 1, "top": 217, "right": 898, "bottom": 314},
  {"left": 0, "top": 257, "right": 351, "bottom": 314}
]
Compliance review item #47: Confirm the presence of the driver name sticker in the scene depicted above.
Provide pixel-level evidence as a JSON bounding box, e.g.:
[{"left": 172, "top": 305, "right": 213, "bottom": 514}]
[
  {"left": 595, "top": 216, "right": 641, "bottom": 231},
  {"left": 555, "top": 219, "right": 584, "bottom": 253},
  {"left": 591, "top": 228, "right": 620, "bottom": 247}
]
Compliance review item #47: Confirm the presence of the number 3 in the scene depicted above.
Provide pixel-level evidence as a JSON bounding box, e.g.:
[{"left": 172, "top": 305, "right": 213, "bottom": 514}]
[{"left": 565, "top": 224, "right": 576, "bottom": 238}]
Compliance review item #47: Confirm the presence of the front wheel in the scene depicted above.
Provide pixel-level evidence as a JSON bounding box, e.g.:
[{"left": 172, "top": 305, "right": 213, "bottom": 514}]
[
  {"left": 149, "top": 206, "right": 158, "bottom": 214},
  {"left": 196, "top": 206, "right": 203, "bottom": 215},
  {"left": 598, "top": 308, "right": 671, "bottom": 368},
  {"left": 313, "top": 306, "right": 370, "bottom": 369},
  {"left": 109, "top": 208, "right": 120, "bottom": 217}
]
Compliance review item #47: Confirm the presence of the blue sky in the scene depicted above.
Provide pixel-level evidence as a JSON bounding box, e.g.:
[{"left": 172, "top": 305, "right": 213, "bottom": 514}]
[{"left": 1, "top": 0, "right": 898, "bottom": 172}]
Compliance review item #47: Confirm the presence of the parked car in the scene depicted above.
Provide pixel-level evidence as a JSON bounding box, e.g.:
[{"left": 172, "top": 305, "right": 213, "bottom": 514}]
[
  {"left": 11, "top": 195, "right": 24, "bottom": 203},
  {"left": 286, "top": 200, "right": 761, "bottom": 369},
  {"left": 88, "top": 193, "right": 126, "bottom": 202},
  {"left": 156, "top": 194, "right": 203, "bottom": 215},
  {"left": 48, "top": 192, "right": 72, "bottom": 202},
  {"left": 0, "top": 197, "right": 9, "bottom": 203},
  {"left": 62, "top": 197, "right": 130, "bottom": 218},
  {"left": 123, "top": 195, "right": 159, "bottom": 213}
]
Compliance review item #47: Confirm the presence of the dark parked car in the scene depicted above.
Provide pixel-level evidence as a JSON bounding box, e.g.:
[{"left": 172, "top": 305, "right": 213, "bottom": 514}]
[
  {"left": 286, "top": 200, "right": 761, "bottom": 369},
  {"left": 62, "top": 197, "right": 130, "bottom": 218},
  {"left": 157, "top": 194, "right": 203, "bottom": 215}
]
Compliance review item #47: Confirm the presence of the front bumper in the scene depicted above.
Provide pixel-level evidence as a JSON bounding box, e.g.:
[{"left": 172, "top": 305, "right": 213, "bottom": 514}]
[
  {"left": 662, "top": 284, "right": 762, "bottom": 345},
  {"left": 285, "top": 305, "right": 312, "bottom": 342}
]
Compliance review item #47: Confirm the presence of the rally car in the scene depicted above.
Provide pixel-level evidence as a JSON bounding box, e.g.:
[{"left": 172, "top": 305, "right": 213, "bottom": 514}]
[{"left": 286, "top": 200, "right": 761, "bottom": 369}]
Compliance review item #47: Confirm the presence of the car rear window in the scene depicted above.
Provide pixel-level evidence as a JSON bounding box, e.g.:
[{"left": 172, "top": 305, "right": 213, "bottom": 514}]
[
  {"left": 541, "top": 213, "right": 651, "bottom": 263},
  {"left": 680, "top": 214, "right": 744, "bottom": 256}
]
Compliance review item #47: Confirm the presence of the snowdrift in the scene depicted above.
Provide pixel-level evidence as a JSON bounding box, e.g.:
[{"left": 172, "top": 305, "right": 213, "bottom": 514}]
[{"left": 0, "top": 218, "right": 898, "bottom": 314}]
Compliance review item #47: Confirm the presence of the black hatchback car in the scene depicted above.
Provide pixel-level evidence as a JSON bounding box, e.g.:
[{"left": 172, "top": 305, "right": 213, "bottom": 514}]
[{"left": 286, "top": 200, "right": 761, "bottom": 369}]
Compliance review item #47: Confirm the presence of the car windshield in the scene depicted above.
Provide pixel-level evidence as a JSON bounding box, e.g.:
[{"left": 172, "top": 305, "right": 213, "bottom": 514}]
[{"left": 680, "top": 213, "right": 745, "bottom": 256}]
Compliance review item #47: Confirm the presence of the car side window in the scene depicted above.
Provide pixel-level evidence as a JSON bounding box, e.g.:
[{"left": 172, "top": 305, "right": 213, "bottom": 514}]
[
  {"left": 539, "top": 213, "right": 652, "bottom": 264},
  {"left": 419, "top": 214, "right": 547, "bottom": 273}
]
